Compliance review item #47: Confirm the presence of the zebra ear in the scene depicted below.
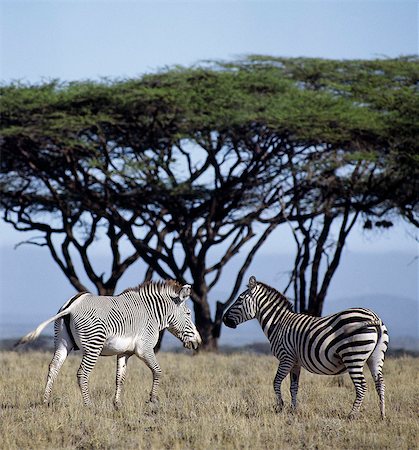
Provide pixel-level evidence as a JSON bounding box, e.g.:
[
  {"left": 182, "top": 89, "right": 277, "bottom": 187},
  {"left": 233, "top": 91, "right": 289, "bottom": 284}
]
[
  {"left": 178, "top": 284, "right": 192, "bottom": 303},
  {"left": 248, "top": 276, "right": 257, "bottom": 290}
]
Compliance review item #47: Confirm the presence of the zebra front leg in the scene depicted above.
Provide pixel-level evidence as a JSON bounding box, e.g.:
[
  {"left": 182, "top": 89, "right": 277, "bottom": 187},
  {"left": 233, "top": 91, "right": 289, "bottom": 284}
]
[
  {"left": 113, "top": 354, "right": 130, "bottom": 410},
  {"left": 44, "top": 346, "right": 71, "bottom": 405},
  {"left": 273, "top": 360, "right": 294, "bottom": 412},
  {"left": 77, "top": 351, "right": 101, "bottom": 406},
  {"left": 138, "top": 350, "right": 162, "bottom": 408},
  {"left": 290, "top": 365, "right": 301, "bottom": 410}
]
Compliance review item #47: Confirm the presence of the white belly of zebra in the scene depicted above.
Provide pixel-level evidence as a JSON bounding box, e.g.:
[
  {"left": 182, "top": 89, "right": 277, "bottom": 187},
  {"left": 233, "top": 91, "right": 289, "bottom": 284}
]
[{"left": 101, "top": 336, "right": 136, "bottom": 356}]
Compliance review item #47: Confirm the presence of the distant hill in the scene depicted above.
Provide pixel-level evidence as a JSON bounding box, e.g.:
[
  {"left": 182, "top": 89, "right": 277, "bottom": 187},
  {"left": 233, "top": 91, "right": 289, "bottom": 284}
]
[{"left": 0, "top": 335, "right": 54, "bottom": 352}]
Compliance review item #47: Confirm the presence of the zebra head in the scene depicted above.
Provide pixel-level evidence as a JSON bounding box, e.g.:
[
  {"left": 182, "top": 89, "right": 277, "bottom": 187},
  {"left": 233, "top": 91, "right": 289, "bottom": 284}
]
[
  {"left": 168, "top": 284, "right": 202, "bottom": 350},
  {"left": 223, "top": 275, "right": 258, "bottom": 329}
]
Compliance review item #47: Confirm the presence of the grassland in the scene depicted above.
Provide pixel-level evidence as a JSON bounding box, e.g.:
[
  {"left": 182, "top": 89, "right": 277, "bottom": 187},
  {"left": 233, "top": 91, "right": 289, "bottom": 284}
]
[{"left": 1, "top": 351, "right": 418, "bottom": 449}]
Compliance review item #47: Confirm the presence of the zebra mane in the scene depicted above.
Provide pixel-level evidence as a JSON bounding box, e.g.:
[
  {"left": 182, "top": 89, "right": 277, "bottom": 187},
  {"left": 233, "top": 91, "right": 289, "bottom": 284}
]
[
  {"left": 119, "top": 280, "right": 183, "bottom": 298},
  {"left": 257, "top": 282, "right": 294, "bottom": 311}
]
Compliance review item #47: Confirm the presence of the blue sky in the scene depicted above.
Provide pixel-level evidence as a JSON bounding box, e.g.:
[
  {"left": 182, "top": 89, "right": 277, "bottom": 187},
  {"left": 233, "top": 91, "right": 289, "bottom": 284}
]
[
  {"left": 0, "top": 0, "right": 418, "bottom": 340},
  {"left": 1, "top": 1, "right": 417, "bottom": 82}
]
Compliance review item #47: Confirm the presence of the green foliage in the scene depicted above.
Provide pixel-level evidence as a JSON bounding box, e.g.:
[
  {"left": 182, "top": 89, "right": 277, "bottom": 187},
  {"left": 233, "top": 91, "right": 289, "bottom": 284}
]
[{"left": 2, "top": 56, "right": 417, "bottom": 156}]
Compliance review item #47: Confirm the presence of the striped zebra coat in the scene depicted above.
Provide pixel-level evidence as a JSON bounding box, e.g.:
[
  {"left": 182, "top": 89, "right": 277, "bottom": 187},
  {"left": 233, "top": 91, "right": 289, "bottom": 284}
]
[
  {"left": 16, "top": 280, "right": 201, "bottom": 408},
  {"left": 223, "top": 276, "right": 389, "bottom": 419}
]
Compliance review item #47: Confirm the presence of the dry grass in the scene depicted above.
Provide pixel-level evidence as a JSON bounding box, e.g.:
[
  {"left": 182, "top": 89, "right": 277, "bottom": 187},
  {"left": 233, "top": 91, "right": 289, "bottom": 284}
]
[{"left": 1, "top": 351, "right": 418, "bottom": 449}]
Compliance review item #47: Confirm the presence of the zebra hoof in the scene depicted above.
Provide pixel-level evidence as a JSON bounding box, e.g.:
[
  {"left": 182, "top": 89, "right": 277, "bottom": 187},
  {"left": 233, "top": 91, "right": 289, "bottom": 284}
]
[
  {"left": 347, "top": 411, "right": 359, "bottom": 420},
  {"left": 113, "top": 401, "right": 122, "bottom": 411},
  {"left": 147, "top": 399, "right": 160, "bottom": 413},
  {"left": 274, "top": 403, "right": 284, "bottom": 414}
]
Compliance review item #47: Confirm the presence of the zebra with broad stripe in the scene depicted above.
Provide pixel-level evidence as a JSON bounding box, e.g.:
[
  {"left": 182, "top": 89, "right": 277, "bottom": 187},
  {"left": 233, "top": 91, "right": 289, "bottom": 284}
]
[
  {"left": 16, "top": 280, "right": 201, "bottom": 409},
  {"left": 223, "top": 276, "right": 389, "bottom": 419}
]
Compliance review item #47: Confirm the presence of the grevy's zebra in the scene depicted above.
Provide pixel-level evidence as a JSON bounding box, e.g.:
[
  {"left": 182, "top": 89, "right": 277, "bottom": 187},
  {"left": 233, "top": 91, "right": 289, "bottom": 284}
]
[
  {"left": 16, "top": 280, "right": 201, "bottom": 409},
  {"left": 223, "top": 276, "right": 389, "bottom": 419}
]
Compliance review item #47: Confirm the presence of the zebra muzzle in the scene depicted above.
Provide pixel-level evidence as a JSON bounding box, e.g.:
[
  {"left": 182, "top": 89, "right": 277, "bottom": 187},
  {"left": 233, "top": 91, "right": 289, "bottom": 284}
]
[
  {"left": 184, "top": 339, "right": 200, "bottom": 350},
  {"left": 223, "top": 316, "right": 237, "bottom": 329}
]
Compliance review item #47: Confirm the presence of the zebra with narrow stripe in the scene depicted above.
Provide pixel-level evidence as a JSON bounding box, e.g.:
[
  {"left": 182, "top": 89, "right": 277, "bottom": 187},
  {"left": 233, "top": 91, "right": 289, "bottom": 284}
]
[
  {"left": 16, "top": 280, "right": 201, "bottom": 409},
  {"left": 223, "top": 276, "right": 389, "bottom": 419}
]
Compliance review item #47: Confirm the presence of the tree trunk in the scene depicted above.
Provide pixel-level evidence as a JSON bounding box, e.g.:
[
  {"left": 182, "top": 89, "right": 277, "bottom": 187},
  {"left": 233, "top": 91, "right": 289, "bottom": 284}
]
[
  {"left": 97, "top": 285, "right": 116, "bottom": 296},
  {"left": 212, "top": 301, "right": 226, "bottom": 340},
  {"left": 307, "top": 294, "right": 324, "bottom": 316},
  {"left": 193, "top": 297, "right": 218, "bottom": 351}
]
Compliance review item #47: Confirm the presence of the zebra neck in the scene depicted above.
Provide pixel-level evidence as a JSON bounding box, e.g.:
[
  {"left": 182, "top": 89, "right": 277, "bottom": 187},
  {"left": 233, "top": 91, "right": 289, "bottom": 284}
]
[
  {"left": 256, "top": 301, "right": 294, "bottom": 338},
  {"left": 129, "top": 292, "right": 171, "bottom": 330}
]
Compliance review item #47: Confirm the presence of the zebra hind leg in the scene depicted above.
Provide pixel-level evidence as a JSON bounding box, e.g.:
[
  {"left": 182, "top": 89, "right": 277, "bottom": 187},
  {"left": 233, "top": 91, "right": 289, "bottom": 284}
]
[
  {"left": 367, "top": 325, "right": 388, "bottom": 419},
  {"left": 44, "top": 346, "right": 71, "bottom": 405},
  {"left": 113, "top": 354, "right": 130, "bottom": 410},
  {"left": 289, "top": 365, "right": 301, "bottom": 410},
  {"left": 44, "top": 320, "right": 73, "bottom": 405},
  {"left": 77, "top": 351, "right": 101, "bottom": 406},
  {"left": 346, "top": 364, "right": 367, "bottom": 419},
  {"left": 367, "top": 355, "right": 386, "bottom": 419}
]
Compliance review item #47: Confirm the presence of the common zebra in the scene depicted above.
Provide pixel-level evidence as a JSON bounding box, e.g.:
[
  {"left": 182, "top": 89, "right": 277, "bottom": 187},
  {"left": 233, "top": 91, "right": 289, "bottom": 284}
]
[
  {"left": 223, "top": 276, "right": 389, "bottom": 419},
  {"left": 16, "top": 280, "right": 201, "bottom": 408}
]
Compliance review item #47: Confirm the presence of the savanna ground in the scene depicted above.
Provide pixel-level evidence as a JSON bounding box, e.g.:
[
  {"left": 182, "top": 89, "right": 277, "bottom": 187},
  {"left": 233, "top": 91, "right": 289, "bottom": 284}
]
[{"left": 1, "top": 351, "right": 418, "bottom": 449}]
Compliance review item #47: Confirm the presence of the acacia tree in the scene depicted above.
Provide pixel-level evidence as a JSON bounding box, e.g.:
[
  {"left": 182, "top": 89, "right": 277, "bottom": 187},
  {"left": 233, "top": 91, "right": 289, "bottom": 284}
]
[
  {"left": 280, "top": 149, "right": 386, "bottom": 315},
  {"left": 0, "top": 83, "right": 145, "bottom": 294},
  {"left": 1, "top": 56, "right": 418, "bottom": 349},
  {"left": 1, "top": 74, "right": 301, "bottom": 349},
  {"left": 246, "top": 56, "right": 419, "bottom": 314}
]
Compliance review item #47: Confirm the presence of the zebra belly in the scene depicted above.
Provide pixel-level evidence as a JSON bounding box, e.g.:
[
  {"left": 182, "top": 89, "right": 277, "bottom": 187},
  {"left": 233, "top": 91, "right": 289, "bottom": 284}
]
[
  {"left": 300, "top": 356, "right": 346, "bottom": 375},
  {"left": 101, "top": 336, "right": 136, "bottom": 356},
  {"left": 299, "top": 330, "right": 378, "bottom": 375}
]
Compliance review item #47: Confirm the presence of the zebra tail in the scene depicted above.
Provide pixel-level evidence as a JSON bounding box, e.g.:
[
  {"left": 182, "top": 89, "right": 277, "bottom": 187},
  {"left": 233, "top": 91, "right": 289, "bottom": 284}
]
[
  {"left": 343, "top": 318, "right": 383, "bottom": 336},
  {"left": 361, "top": 318, "right": 383, "bottom": 329},
  {"left": 14, "top": 309, "right": 70, "bottom": 347}
]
